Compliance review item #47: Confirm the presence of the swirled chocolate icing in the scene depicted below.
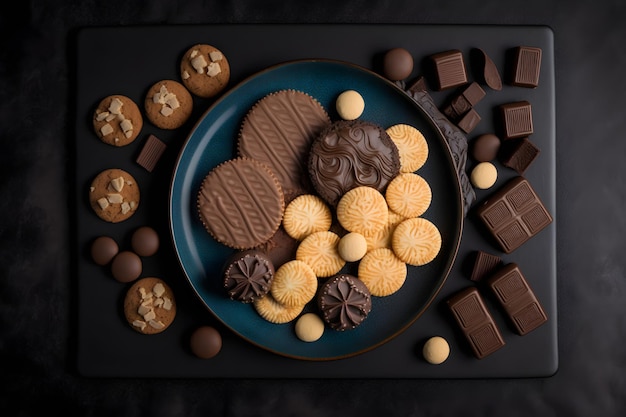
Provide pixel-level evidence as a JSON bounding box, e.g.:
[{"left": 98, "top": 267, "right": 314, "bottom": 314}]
[
  {"left": 222, "top": 250, "right": 275, "bottom": 303},
  {"left": 318, "top": 273, "right": 372, "bottom": 331},
  {"left": 308, "top": 120, "right": 401, "bottom": 206}
]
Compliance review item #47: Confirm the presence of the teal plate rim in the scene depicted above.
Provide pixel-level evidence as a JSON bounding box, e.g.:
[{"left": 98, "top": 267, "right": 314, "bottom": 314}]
[{"left": 169, "top": 58, "right": 464, "bottom": 361}]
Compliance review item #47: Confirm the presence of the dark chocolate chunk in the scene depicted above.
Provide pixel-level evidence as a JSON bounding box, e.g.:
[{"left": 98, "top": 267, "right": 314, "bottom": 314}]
[
  {"left": 446, "top": 286, "right": 505, "bottom": 359},
  {"left": 383, "top": 47, "right": 414, "bottom": 81},
  {"left": 510, "top": 46, "right": 542, "bottom": 88},
  {"left": 430, "top": 50, "right": 468, "bottom": 90},
  {"left": 471, "top": 133, "right": 501, "bottom": 162},
  {"left": 457, "top": 108, "right": 481, "bottom": 134},
  {"left": 475, "top": 176, "right": 552, "bottom": 253},
  {"left": 442, "top": 82, "right": 485, "bottom": 122},
  {"left": 136, "top": 134, "right": 167, "bottom": 172},
  {"left": 499, "top": 101, "right": 533, "bottom": 139},
  {"left": 476, "top": 48, "right": 502, "bottom": 91},
  {"left": 486, "top": 263, "right": 547, "bottom": 335},
  {"left": 470, "top": 250, "right": 503, "bottom": 282},
  {"left": 499, "top": 137, "right": 540, "bottom": 174}
]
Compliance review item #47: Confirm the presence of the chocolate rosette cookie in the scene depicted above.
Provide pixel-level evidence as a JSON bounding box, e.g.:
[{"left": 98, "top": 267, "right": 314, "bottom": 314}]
[
  {"left": 222, "top": 250, "right": 275, "bottom": 303},
  {"left": 318, "top": 274, "right": 372, "bottom": 331}
]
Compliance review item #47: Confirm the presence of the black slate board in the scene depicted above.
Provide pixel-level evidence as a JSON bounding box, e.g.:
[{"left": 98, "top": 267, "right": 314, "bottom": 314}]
[{"left": 73, "top": 24, "right": 557, "bottom": 378}]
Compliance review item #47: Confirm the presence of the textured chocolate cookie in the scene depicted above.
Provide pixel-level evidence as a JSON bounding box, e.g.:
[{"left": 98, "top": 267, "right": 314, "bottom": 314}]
[
  {"left": 238, "top": 89, "right": 331, "bottom": 197},
  {"left": 89, "top": 168, "right": 140, "bottom": 223},
  {"left": 197, "top": 157, "right": 284, "bottom": 250},
  {"left": 318, "top": 273, "right": 372, "bottom": 331},
  {"left": 222, "top": 249, "right": 274, "bottom": 303},
  {"left": 144, "top": 80, "right": 193, "bottom": 130},
  {"left": 180, "top": 44, "right": 230, "bottom": 98},
  {"left": 308, "top": 120, "right": 401, "bottom": 206},
  {"left": 92, "top": 95, "right": 143, "bottom": 146}
]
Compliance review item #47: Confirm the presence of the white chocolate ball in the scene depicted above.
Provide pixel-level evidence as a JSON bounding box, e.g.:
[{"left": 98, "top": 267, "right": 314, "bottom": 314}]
[
  {"left": 422, "top": 336, "right": 450, "bottom": 364},
  {"left": 470, "top": 161, "right": 498, "bottom": 189},
  {"left": 337, "top": 232, "right": 368, "bottom": 262},
  {"left": 295, "top": 313, "right": 325, "bottom": 342},
  {"left": 336, "top": 90, "right": 365, "bottom": 120}
]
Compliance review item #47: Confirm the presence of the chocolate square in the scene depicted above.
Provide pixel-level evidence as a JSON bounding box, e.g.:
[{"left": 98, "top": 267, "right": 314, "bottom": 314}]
[
  {"left": 457, "top": 108, "right": 481, "bottom": 134},
  {"left": 486, "top": 263, "right": 547, "bottom": 335},
  {"left": 430, "top": 50, "right": 468, "bottom": 90},
  {"left": 500, "top": 137, "right": 540, "bottom": 174},
  {"left": 475, "top": 176, "right": 552, "bottom": 253},
  {"left": 510, "top": 46, "right": 542, "bottom": 88},
  {"left": 136, "top": 134, "right": 167, "bottom": 172},
  {"left": 499, "top": 101, "right": 533, "bottom": 139},
  {"left": 447, "top": 287, "right": 505, "bottom": 359}
]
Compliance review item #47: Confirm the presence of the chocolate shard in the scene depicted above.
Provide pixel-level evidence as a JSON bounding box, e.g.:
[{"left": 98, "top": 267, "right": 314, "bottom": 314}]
[
  {"left": 430, "top": 50, "right": 468, "bottom": 90},
  {"left": 447, "top": 286, "right": 505, "bottom": 359},
  {"left": 499, "top": 101, "right": 533, "bottom": 139},
  {"left": 475, "top": 176, "right": 552, "bottom": 254},
  {"left": 476, "top": 48, "right": 502, "bottom": 91},
  {"left": 499, "top": 137, "right": 540, "bottom": 174},
  {"left": 136, "top": 134, "right": 167, "bottom": 172},
  {"left": 510, "top": 46, "right": 542, "bottom": 88},
  {"left": 486, "top": 263, "right": 548, "bottom": 335},
  {"left": 469, "top": 250, "right": 503, "bottom": 282}
]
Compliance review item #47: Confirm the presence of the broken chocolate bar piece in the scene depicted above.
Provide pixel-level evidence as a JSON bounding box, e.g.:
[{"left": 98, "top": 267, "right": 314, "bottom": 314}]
[
  {"left": 510, "top": 46, "right": 542, "bottom": 88},
  {"left": 486, "top": 263, "right": 547, "bottom": 335},
  {"left": 430, "top": 50, "right": 468, "bottom": 90},
  {"left": 447, "top": 286, "right": 505, "bottom": 359},
  {"left": 499, "top": 101, "right": 533, "bottom": 139},
  {"left": 469, "top": 250, "right": 503, "bottom": 282},
  {"left": 499, "top": 137, "right": 540, "bottom": 174},
  {"left": 442, "top": 82, "right": 486, "bottom": 120},
  {"left": 136, "top": 134, "right": 167, "bottom": 172},
  {"left": 457, "top": 108, "right": 481, "bottom": 134},
  {"left": 475, "top": 176, "right": 552, "bottom": 253}
]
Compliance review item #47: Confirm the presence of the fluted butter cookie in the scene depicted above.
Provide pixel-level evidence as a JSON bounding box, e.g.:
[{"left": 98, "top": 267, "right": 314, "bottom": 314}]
[
  {"left": 270, "top": 260, "right": 317, "bottom": 307},
  {"left": 144, "top": 80, "right": 193, "bottom": 130},
  {"left": 392, "top": 217, "right": 442, "bottom": 266},
  {"left": 385, "top": 173, "right": 432, "bottom": 218},
  {"left": 358, "top": 247, "right": 407, "bottom": 297},
  {"left": 283, "top": 194, "right": 332, "bottom": 241},
  {"left": 123, "top": 277, "right": 176, "bottom": 335},
  {"left": 180, "top": 44, "right": 230, "bottom": 98},
  {"left": 93, "top": 95, "right": 143, "bottom": 146},
  {"left": 336, "top": 186, "right": 389, "bottom": 236},
  {"left": 89, "top": 168, "right": 140, "bottom": 223},
  {"left": 253, "top": 292, "right": 304, "bottom": 324},
  {"left": 385, "top": 123, "right": 428, "bottom": 172},
  {"left": 364, "top": 209, "right": 406, "bottom": 252},
  {"left": 296, "top": 231, "right": 345, "bottom": 278}
]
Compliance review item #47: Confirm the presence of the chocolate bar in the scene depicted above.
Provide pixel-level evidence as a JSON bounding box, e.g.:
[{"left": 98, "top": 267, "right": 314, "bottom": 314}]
[
  {"left": 509, "top": 46, "right": 542, "bottom": 88},
  {"left": 486, "top": 263, "right": 547, "bottom": 335},
  {"left": 430, "top": 50, "right": 468, "bottom": 90},
  {"left": 499, "top": 101, "right": 533, "bottom": 139},
  {"left": 136, "top": 134, "right": 167, "bottom": 172},
  {"left": 475, "top": 176, "right": 552, "bottom": 253},
  {"left": 469, "top": 250, "right": 502, "bottom": 282},
  {"left": 499, "top": 137, "right": 540, "bottom": 174},
  {"left": 447, "top": 286, "right": 505, "bottom": 359}
]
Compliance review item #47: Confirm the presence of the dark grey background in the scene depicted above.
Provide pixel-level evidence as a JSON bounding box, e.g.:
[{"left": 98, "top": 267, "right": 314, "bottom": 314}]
[{"left": 1, "top": 0, "right": 624, "bottom": 415}]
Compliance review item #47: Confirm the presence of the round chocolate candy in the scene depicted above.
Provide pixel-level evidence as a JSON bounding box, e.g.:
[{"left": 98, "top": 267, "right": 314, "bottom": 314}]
[
  {"left": 190, "top": 326, "right": 222, "bottom": 359},
  {"left": 471, "top": 133, "right": 501, "bottom": 162},
  {"left": 91, "top": 236, "right": 119, "bottom": 266},
  {"left": 383, "top": 48, "right": 414, "bottom": 81},
  {"left": 131, "top": 226, "right": 160, "bottom": 257},
  {"left": 111, "top": 251, "right": 142, "bottom": 283}
]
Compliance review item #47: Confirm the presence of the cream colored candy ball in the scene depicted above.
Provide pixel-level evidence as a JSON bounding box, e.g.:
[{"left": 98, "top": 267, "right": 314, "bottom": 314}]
[
  {"left": 470, "top": 162, "right": 498, "bottom": 189},
  {"left": 295, "top": 313, "right": 325, "bottom": 342},
  {"left": 337, "top": 232, "right": 368, "bottom": 262},
  {"left": 422, "top": 336, "right": 450, "bottom": 364},
  {"left": 336, "top": 90, "right": 365, "bottom": 120}
]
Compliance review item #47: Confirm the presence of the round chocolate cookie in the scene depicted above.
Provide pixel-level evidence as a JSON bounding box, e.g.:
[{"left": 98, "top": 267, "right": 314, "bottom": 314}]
[
  {"left": 197, "top": 157, "right": 285, "bottom": 250},
  {"left": 308, "top": 120, "right": 401, "bottom": 206},
  {"left": 123, "top": 277, "right": 176, "bottom": 335},
  {"left": 222, "top": 249, "right": 275, "bottom": 303},
  {"left": 318, "top": 273, "right": 372, "bottom": 331},
  {"left": 92, "top": 94, "right": 143, "bottom": 147},
  {"left": 89, "top": 168, "right": 140, "bottom": 223},
  {"left": 144, "top": 79, "right": 193, "bottom": 130},
  {"left": 238, "top": 89, "right": 331, "bottom": 197},
  {"left": 180, "top": 44, "right": 230, "bottom": 98}
]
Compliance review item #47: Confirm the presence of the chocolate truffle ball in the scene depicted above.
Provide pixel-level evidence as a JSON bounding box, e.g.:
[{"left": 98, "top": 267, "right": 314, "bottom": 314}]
[
  {"left": 383, "top": 48, "right": 414, "bottom": 81},
  {"left": 471, "top": 133, "right": 501, "bottom": 162},
  {"left": 91, "top": 236, "right": 119, "bottom": 266},
  {"left": 131, "top": 226, "right": 160, "bottom": 257},
  {"left": 111, "top": 251, "right": 142, "bottom": 283},
  {"left": 190, "top": 326, "right": 222, "bottom": 359}
]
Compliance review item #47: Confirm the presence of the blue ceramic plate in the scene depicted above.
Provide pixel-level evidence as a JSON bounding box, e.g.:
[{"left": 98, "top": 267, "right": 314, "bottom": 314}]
[{"left": 169, "top": 59, "right": 463, "bottom": 360}]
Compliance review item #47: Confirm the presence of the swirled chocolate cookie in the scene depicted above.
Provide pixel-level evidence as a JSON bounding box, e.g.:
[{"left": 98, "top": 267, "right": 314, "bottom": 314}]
[
  {"left": 237, "top": 89, "right": 331, "bottom": 199},
  {"left": 197, "top": 157, "right": 284, "bottom": 250},
  {"left": 222, "top": 250, "right": 275, "bottom": 303},
  {"left": 308, "top": 120, "right": 401, "bottom": 206},
  {"left": 318, "top": 273, "right": 372, "bottom": 331}
]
